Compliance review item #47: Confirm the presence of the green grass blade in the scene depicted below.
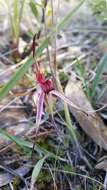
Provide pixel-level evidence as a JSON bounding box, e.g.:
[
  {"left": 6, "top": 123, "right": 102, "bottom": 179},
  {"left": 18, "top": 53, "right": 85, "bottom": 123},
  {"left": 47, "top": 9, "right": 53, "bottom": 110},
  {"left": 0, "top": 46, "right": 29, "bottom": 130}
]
[
  {"left": 90, "top": 53, "right": 107, "bottom": 98},
  {"left": 0, "top": 37, "right": 50, "bottom": 101},
  {"left": 0, "top": 128, "right": 25, "bottom": 148},
  {"left": 0, "top": 56, "right": 32, "bottom": 101},
  {"left": 19, "top": 0, "right": 26, "bottom": 23},
  {"left": 0, "top": 0, "right": 85, "bottom": 101},
  {"left": 57, "top": 0, "right": 85, "bottom": 31},
  {"left": 30, "top": 156, "right": 47, "bottom": 190},
  {"left": 13, "top": 0, "right": 19, "bottom": 42},
  {"left": 29, "top": 0, "right": 39, "bottom": 18},
  {"left": 5, "top": 0, "right": 13, "bottom": 37},
  {"left": 0, "top": 127, "right": 65, "bottom": 161}
]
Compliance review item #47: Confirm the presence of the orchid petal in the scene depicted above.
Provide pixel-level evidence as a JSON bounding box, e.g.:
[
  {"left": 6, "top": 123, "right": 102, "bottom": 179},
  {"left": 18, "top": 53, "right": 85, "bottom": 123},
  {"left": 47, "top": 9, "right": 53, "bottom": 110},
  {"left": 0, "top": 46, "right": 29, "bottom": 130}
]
[
  {"left": 50, "top": 90, "right": 84, "bottom": 112},
  {"left": 36, "top": 91, "right": 45, "bottom": 127}
]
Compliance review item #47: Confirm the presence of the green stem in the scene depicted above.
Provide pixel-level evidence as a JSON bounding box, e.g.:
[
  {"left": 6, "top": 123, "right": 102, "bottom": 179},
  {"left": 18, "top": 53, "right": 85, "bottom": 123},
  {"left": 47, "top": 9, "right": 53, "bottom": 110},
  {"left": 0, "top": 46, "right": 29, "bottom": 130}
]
[{"left": 56, "top": 74, "right": 79, "bottom": 148}]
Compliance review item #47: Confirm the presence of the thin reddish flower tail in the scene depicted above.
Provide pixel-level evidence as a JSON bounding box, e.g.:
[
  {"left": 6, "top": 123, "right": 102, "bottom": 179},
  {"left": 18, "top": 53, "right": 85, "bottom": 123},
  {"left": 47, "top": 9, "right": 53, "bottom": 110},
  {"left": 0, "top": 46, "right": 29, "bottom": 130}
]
[{"left": 32, "top": 34, "right": 38, "bottom": 58}]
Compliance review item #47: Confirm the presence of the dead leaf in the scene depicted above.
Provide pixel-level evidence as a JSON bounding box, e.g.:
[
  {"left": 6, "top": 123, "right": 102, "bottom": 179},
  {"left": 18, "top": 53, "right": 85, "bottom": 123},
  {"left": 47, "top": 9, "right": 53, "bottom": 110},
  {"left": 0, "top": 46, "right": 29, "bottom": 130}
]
[
  {"left": 0, "top": 107, "right": 29, "bottom": 149},
  {"left": 95, "top": 160, "right": 107, "bottom": 171},
  {"left": 65, "top": 76, "right": 107, "bottom": 150},
  {"left": 0, "top": 164, "right": 30, "bottom": 187}
]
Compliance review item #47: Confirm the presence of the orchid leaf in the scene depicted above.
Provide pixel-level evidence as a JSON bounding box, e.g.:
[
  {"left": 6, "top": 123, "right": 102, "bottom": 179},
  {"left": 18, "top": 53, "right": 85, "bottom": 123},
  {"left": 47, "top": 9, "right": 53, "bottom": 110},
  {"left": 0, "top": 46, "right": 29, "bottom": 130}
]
[{"left": 30, "top": 155, "right": 48, "bottom": 190}]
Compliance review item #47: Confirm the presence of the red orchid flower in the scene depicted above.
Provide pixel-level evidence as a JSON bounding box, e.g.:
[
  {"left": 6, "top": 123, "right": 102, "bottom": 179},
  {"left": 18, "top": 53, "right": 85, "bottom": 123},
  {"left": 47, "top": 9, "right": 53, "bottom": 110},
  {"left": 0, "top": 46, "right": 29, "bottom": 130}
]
[
  {"left": 36, "top": 72, "right": 54, "bottom": 93},
  {"left": 34, "top": 71, "right": 83, "bottom": 127},
  {"left": 32, "top": 34, "right": 84, "bottom": 127},
  {"left": 34, "top": 71, "right": 54, "bottom": 126}
]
